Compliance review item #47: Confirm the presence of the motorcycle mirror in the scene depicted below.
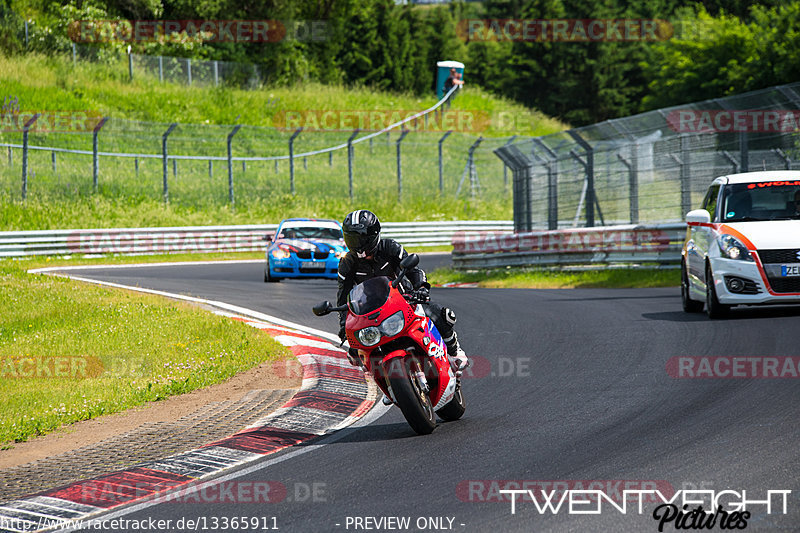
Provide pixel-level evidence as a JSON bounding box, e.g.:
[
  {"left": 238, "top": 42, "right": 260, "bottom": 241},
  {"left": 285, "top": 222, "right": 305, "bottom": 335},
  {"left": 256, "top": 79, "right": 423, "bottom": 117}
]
[
  {"left": 312, "top": 301, "right": 332, "bottom": 316},
  {"left": 400, "top": 254, "right": 419, "bottom": 270}
]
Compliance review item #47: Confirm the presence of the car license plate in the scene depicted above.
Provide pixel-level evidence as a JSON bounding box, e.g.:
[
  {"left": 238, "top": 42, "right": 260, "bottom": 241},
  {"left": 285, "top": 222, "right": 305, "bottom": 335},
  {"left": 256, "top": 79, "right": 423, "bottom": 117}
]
[
  {"left": 780, "top": 264, "right": 800, "bottom": 277},
  {"left": 300, "top": 262, "right": 325, "bottom": 271}
]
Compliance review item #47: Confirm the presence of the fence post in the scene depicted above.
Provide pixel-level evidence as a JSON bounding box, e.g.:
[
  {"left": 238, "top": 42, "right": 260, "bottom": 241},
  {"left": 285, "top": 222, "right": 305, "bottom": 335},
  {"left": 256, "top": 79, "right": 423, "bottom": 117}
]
[
  {"left": 21, "top": 114, "right": 40, "bottom": 200},
  {"left": 242, "top": 160, "right": 246, "bottom": 173},
  {"left": 208, "top": 160, "right": 212, "bottom": 178},
  {"left": 135, "top": 157, "right": 139, "bottom": 178},
  {"left": 274, "top": 160, "right": 278, "bottom": 173},
  {"left": 227, "top": 125, "right": 242, "bottom": 205},
  {"left": 92, "top": 117, "right": 109, "bottom": 193},
  {"left": 567, "top": 130, "right": 595, "bottom": 227},
  {"left": 774, "top": 148, "right": 792, "bottom": 170},
  {"left": 533, "top": 139, "right": 558, "bottom": 230},
  {"left": 172, "top": 158, "right": 177, "bottom": 178},
  {"left": 162, "top": 123, "right": 177, "bottom": 203},
  {"left": 396, "top": 129, "right": 410, "bottom": 203},
  {"left": 158, "top": 56, "right": 163, "bottom": 82},
  {"left": 329, "top": 151, "right": 333, "bottom": 167},
  {"left": 51, "top": 151, "right": 56, "bottom": 174},
  {"left": 721, "top": 150, "right": 740, "bottom": 174},
  {"left": 348, "top": 129, "right": 360, "bottom": 201},
  {"left": 617, "top": 151, "right": 639, "bottom": 224},
  {"left": 7, "top": 146, "right": 11, "bottom": 167},
  {"left": 127, "top": 47, "right": 133, "bottom": 81},
  {"left": 457, "top": 137, "right": 483, "bottom": 198},
  {"left": 187, "top": 58, "right": 192, "bottom": 86},
  {"left": 289, "top": 128, "right": 302, "bottom": 195},
  {"left": 739, "top": 131, "right": 749, "bottom": 173},
  {"left": 438, "top": 130, "right": 452, "bottom": 195},
  {"left": 502, "top": 136, "right": 517, "bottom": 194},
  {"left": 213, "top": 61, "right": 219, "bottom": 86},
  {"left": 303, "top": 157, "right": 307, "bottom": 171},
  {"left": 680, "top": 134, "right": 691, "bottom": 218},
  {"left": 72, "top": 43, "right": 77, "bottom": 68}
]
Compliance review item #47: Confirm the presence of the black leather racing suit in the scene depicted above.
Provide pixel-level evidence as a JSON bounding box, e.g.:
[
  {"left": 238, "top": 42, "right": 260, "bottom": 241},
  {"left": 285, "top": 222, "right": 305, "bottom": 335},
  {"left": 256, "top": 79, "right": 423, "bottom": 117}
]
[{"left": 336, "top": 238, "right": 458, "bottom": 353}]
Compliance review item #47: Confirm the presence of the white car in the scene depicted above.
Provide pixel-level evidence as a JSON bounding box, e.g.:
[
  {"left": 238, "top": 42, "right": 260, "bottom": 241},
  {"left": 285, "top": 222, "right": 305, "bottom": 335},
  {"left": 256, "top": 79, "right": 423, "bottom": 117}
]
[{"left": 682, "top": 171, "right": 800, "bottom": 318}]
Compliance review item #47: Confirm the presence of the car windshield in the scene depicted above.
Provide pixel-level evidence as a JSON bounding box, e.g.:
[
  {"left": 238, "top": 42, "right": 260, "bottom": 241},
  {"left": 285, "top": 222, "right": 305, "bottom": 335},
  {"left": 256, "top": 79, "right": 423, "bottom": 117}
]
[
  {"left": 280, "top": 226, "right": 342, "bottom": 240},
  {"left": 721, "top": 181, "right": 800, "bottom": 222},
  {"left": 348, "top": 277, "right": 390, "bottom": 316}
]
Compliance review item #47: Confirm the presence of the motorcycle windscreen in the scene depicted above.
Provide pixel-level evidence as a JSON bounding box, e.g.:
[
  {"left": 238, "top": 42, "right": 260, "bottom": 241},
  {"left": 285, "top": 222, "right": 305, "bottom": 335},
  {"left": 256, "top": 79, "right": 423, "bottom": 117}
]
[{"left": 348, "top": 276, "right": 391, "bottom": 315}]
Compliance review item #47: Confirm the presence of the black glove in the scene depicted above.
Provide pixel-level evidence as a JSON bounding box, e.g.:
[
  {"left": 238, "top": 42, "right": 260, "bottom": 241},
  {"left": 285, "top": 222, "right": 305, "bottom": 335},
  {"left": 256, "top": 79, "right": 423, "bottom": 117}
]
[
  {"left": 347, "top": 348, "right": 363, "bottom": 368},
  {"left": 338, "top": 325, "right": 347, "bottom": 343},
  {"left": 414, "top": 286, "right": 430, "bottom": 303}
]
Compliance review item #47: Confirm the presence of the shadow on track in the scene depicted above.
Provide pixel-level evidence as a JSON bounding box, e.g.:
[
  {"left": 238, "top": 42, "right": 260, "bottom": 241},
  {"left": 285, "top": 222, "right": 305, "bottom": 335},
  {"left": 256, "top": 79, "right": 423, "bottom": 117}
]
[{"left": 643, "top": 305, "right": 800, "bottom": 322}]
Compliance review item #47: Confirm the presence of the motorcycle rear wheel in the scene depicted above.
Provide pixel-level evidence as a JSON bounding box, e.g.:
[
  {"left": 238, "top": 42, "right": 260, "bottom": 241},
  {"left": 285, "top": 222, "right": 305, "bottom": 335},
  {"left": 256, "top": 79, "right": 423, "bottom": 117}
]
[{"left": 386, "top": 358, "right": 436, "bottom": 435}]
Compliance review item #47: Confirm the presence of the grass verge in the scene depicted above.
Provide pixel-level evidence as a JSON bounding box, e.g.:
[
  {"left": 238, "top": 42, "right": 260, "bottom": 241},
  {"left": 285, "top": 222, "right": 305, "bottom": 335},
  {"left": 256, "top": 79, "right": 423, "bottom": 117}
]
[
  {"left": 429, "top": 266, "right": 680, "bottom": 289},
  {"left": 0, "top": 259, "right": 291, "bottom": 446}
]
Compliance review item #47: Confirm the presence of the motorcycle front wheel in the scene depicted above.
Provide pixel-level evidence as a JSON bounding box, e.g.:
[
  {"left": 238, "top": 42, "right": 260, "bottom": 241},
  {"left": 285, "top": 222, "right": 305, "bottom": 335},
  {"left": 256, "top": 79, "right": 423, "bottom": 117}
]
[
  {"left": 386, "top": 357, "right": 436, "bottom": 435},
  {"left": 436, "top": 383, "right": 465, "bottom": 421}
]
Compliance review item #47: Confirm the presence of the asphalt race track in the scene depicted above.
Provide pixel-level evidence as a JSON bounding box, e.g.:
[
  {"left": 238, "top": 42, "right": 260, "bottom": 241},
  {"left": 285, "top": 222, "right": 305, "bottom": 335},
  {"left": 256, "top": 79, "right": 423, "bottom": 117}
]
[{"left": 55, "top": 254, "right": 800, "bottom": 532}]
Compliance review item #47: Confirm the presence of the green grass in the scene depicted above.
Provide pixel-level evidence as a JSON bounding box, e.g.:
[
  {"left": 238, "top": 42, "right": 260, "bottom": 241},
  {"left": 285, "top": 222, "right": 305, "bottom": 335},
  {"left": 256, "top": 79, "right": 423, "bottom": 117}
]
[
  {"left": 0, "top": 260, "right": 292, "bottom": 445},
  {"left": 0, "top": 51, "right": 567, "bottom": 231},
  {"left": 0, "top": 52, "right": 564, "bottom": 135},
  {"left": 429, "top": 266, "right": 680, "bottom": 289}
]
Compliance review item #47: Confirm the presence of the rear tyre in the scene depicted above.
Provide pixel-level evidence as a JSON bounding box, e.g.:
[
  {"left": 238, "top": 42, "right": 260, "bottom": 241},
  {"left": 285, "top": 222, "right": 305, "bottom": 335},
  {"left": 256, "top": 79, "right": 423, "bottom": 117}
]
[
  {"left": 681, "top": 262, "right": 704, "bottom": 313},
  {"left": 386, "top": 358, "right": 436, "bottom": 435},
  {"left": 705, "top": 264, "right": 729, "bottom": 319},
  {"left": 436, "top": 383, "right": 465, "bottom": 421}
]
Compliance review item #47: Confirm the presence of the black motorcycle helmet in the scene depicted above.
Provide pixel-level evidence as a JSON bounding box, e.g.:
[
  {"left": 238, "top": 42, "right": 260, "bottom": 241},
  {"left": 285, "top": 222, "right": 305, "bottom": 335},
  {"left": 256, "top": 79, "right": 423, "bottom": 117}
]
[{"left": 343, "top": 210, "right": 381, "bottom": 257}]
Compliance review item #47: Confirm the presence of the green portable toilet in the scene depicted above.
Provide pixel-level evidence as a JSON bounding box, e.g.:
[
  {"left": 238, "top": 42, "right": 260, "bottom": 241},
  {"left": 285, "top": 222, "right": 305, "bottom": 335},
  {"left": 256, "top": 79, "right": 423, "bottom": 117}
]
[{"left": 436, "top": 60, "right": 464, "bottom": 100}]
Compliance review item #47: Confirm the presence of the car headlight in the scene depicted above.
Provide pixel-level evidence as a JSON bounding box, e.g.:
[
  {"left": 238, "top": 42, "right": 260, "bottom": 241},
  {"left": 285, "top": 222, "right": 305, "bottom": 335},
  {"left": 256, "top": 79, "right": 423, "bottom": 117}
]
[
  {"left": 271, "top": 247, "right": 291, "bottom": 259},
  {"left": 380, "top": 311, "right": 405, "bottom": 337},
  {"left": 717, "top": 234, "right": 753, "bottom": 261},
  {"left": 357, "top": 326, "right": 381, "bottom": 346}
]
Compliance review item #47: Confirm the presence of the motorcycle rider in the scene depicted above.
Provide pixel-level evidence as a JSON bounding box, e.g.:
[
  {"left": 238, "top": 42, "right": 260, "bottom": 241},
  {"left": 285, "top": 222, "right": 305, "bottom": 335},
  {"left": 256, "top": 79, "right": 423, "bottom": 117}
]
[{"left": 336, "top": 209, "right": 470, "bottom": 374}]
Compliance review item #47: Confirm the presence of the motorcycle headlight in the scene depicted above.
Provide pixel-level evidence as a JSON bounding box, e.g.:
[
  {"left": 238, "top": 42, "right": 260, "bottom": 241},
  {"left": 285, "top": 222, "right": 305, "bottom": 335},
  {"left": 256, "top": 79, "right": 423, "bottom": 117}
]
[
  {"left": 379, "top": 311, "right": 405, "bottom": 337},
  {"left": 717, "top": 234, "right": 753, "bottom": 261},
  {"left": 357, "top": 326, "right": 381, "bottom": 346}
]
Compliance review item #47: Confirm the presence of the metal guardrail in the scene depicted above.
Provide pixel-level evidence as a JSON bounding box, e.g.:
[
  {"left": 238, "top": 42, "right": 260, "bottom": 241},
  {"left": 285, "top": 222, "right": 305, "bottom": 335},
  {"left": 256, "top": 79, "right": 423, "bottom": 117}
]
[
  {"left": 0, "top": 220, "right": 514, "bottom": 258},
  {"left": 452, "top": 223, "right": 686, "bottom": 270}
]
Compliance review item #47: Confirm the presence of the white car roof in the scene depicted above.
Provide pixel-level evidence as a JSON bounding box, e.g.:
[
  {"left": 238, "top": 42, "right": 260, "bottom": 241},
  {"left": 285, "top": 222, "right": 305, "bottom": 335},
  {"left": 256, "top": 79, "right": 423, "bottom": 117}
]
[{"left": 720, "top": 170, "right": 800, "bottom": 185}]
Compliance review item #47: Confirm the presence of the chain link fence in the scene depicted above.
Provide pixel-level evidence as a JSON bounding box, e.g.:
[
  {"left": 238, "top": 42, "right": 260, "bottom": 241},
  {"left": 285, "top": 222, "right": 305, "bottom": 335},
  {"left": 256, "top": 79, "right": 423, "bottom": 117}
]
[
  {"left": 0, "top": 93, "right": 513, "bottom": 213},
  {"left": 497, "top": 81, "right": 800, "bottom": 232},
  {"left": 67, "top": 43, "right": 262, "bottom": 88}
]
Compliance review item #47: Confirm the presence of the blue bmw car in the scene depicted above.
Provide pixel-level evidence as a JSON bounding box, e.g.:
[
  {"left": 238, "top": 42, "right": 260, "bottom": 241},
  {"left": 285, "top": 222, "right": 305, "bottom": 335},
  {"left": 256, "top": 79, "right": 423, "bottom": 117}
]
[{"left": 264, "top": 218, "right": 347, "bottom": 282}]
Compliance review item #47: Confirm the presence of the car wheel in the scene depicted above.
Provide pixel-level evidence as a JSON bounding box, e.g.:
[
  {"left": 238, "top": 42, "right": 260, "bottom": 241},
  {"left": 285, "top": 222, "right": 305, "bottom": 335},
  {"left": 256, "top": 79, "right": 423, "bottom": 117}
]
[
  {"left": 705, "top": 264, "right": 729, "bottom": 319},
  {"left": 681, "top": 261, "right": 704, "bottom": 313},
  {"left": 264, "top": 261, "right": 281, "bottom": 283}
]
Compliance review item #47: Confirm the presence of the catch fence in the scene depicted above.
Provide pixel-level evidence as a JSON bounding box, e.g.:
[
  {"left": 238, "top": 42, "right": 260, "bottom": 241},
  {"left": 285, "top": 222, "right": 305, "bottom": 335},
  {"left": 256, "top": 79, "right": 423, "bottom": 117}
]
[
  {"left": 496, "top": 81, "right": 800, "bottom": 232},
  {"left": 0, "top": 87, "right": 514, "bottom": 212}
]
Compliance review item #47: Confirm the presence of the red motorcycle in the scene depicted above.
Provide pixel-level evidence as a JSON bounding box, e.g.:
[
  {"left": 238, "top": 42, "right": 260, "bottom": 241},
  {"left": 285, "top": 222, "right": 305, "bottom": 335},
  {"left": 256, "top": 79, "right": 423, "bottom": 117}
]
[{"left": 313, "top": 254, "right": 465, "bottom": 435}]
